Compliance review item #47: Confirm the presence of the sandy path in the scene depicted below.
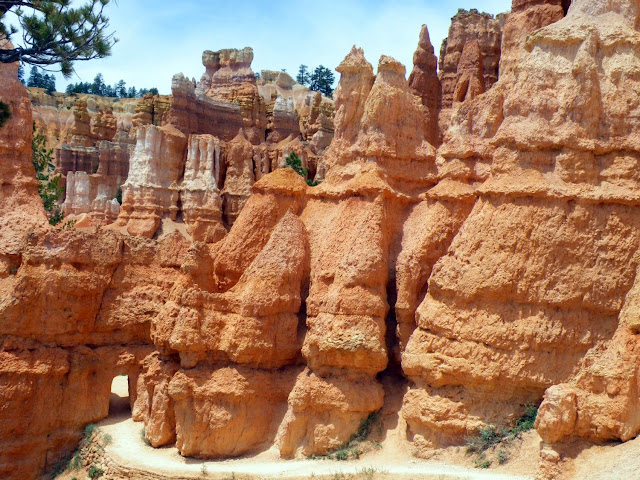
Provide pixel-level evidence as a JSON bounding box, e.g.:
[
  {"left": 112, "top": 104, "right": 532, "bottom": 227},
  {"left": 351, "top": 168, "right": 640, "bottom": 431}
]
[{"left": 99, "top": 376, "right": 533, "bottom": 480}]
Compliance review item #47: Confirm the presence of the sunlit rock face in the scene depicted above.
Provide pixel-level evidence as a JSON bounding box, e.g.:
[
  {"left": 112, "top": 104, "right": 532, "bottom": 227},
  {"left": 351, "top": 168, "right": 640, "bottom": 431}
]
[{"left": 11, "top": 1, "right": 640, "bottom": 478}]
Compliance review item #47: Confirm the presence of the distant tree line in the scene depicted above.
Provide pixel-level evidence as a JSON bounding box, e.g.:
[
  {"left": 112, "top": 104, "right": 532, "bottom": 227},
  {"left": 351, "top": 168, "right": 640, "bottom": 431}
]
[
  {"left": 18, "top": 67, "right": 159, "bottom": 98},
  {"left": 20, "top": 66, "right": 56, "bottom": 93},
  {"left": 296, "top": 65, "right": 335, "bottom": 97},
  {"left": 65, "top": 73, "right": 159, "bottom": 98}
]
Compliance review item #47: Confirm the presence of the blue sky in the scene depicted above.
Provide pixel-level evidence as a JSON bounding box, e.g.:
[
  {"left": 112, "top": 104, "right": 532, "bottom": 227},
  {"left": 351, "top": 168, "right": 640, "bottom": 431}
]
[{"left": 21, "top": 0, "right": 512, "bottom": 93}]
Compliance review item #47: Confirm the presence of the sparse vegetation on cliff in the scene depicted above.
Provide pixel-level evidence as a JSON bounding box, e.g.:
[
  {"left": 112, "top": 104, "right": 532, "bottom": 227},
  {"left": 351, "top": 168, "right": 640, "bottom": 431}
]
[
  {"left": 285, "top": 151, "right": 317, "bottom": 186},
  {"left": 314, "top": 412, "right": 382, "bottom": 462},
  {"left": 465, "top": 404, "right": 539, "bottom": 468},
  {"left": 32, "top": 123, "right": 64, "bottom": 225}
]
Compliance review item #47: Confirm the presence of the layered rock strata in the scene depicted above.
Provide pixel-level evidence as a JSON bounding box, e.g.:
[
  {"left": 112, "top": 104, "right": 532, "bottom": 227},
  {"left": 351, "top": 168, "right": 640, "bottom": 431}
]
[
  {"left": 438, "top": 9, "right": 504, "bottom": 109},
  {"left": 15, "top": 2, "right": 640, "bottom": 479},
  {"left": 197, "top": 47, "right": 267, "bottom": 145}
]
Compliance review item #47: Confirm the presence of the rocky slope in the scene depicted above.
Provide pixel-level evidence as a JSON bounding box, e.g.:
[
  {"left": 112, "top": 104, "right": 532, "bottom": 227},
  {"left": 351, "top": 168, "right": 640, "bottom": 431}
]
[{"left": 8, "top": 0, "right": 640, "bottom": 479}]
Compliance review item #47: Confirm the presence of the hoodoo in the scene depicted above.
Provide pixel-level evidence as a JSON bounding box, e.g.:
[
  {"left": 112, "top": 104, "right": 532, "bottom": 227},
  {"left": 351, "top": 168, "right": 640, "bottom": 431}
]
[{"left": 6, "top": 0, "right": 640, "bottom": 478}]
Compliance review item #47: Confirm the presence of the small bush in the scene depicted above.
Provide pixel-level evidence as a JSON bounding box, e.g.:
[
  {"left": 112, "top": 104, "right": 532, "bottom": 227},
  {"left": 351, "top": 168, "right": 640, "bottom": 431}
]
[
  {"left": 284, "top": 152, "right": 317, "bottom": 186},
  {"left": 88, "top": 465, "right": 104, "bottom": 479},
  {"left": 115, "top": 186, "right": 122, "bottom": 204},
  {"left": 323, "top": 411, "right": 380, "bottom": 461},
  {"left": 465, "top": 403, "right": 540, "bottom": 469},
  {"left": 103, "top": 433, "right": 112, "bottom": 445},
  {"left": 513, "top": 403, "right": 538, "bottom": 434},
  {"left": 69, "top": 451, "right": 82, "bottom": 470},
  {"left": 84, "top": 423, "right": 97, "bottom": 440}
]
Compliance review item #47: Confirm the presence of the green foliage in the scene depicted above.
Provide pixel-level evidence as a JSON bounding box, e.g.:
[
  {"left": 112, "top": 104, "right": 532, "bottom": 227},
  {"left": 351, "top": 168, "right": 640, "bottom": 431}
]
[
  {"left": 513, "top": 403, "right": 538, "bottom": 434},
  {"left": 92, "top": 160, "right": 99, "bottom": 173},
  {"left": 69, "top": 451, "right": 82, "bottom": 470},
  {"left": 465, "top": 403, "right": 539, "bottom": 469},
  {"left": 102, "top": 433, "right": 112, "bottom": 445},
  {"left": 200, "top": 464, "right": 208, "bottom": 477},
  {"left": 32, "top": 124, "right": 64, "bottom": 224},
  {"left": 115, "top": 186, "right": 122, "bottom": 204},
  {"left": 88, "top": 465, "right": 104, "bottom": 479},
  {"left": 0, "top": 0, "right": 116, "bottom": 77},
  {"left": 297, "top": 64, "right": 335, "bottom": 97},
  {"left": 323, "top": 412, "right": 380, "bottom": 461},
  {"left": 296, "top": 64, "right": 310, "bottom": 86},
  {"left": 17, "top": 63, "right": 25, "bottom": 83},
  {"left": 284, "top": 152, "right": 317, "bottom": 186},
  {"left": 65, "top": 74, "right": 158, "bottom": 98},
  {"left": 84, "top": 423, "right": 97, "bottom": 440},
  {"left": 309, "top": 65, "right": 335, "bottom": 97},
  {"left": 0, "top": 100, "right": 10, "bottom": 128},
  {"left": 474, "top": 459, "right": 491, "bottom": 469},
  {"left": 27, "top": 66, "right": 55, "bottom": 92},
  {"left": 497, "top": 449, "right": 509, "bottom": 464}
]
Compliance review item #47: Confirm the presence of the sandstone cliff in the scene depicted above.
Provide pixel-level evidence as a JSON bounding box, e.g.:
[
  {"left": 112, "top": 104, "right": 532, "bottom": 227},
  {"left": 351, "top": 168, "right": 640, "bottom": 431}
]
[{"left": 14, "top": 1, "right": 640, "bottom": 479}]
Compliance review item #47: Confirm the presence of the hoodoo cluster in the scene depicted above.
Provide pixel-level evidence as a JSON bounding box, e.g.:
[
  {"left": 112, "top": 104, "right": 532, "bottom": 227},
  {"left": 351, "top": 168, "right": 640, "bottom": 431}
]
[{"left": 5, "top": 1, "right": 640, "bottom": 479}]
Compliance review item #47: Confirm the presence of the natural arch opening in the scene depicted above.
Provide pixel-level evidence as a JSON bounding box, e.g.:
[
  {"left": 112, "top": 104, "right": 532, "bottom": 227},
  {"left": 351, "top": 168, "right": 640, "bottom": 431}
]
[
  {"left": 562, "top": 0, "right": 572, "bottom": 16},
  {"left": 109, "top": 374, "right": 131, "bottom": 417}
]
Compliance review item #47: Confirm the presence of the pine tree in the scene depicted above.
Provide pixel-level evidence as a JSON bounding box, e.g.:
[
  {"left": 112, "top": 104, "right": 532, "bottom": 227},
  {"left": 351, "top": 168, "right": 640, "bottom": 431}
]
[
  {"left": 91, "top": 73, "right": 105, "bottom": 95},
  {"left": 43, "top": 73, "right": 55, "bottom": 93},
  {"left": 309, "top": 65, "right": 335, "bottom": 97},
  {"left": 115, "top": 79, "right": 126, "bottom": 98},
  {"left": 17, "top": 63, "right": 24, "bottom": 84},
  {"left": 127, "top": 86, "right": 137, "bottom": 98},
  {"left": 27, "top": 66, "right": 43, "bottom": 87},
  {"left": 0, "top": 0, "right": 116, "bottom": 77},
  {"left": 296, "top": 65, "right": 310, "bottom": 86}
]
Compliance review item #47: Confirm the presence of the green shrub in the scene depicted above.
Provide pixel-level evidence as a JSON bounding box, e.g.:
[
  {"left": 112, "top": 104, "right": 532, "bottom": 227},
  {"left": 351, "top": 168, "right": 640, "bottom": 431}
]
[
  {"left": 88, "top": 465, "right": 104, "bottom": 479},
  {"left": 513, "top": 403, "right": 538, "bottom": 434},
  {"left": 32, "top": 124, "right": 64, "bottom": 224},
  {"left": 69, "top": 451, "right": 82, "bottom": 470},
  {"left": 466, "top": 403, "right": 539, "bottom": 468},
  {"left": 323, "top": 411, "right": 380, "bottom": 461},
  {"left": 84, "top": 423, "right": 96, "bottom": 440},
  {"left": 284, "top": 152, "right": 317, "bottom": 186}
]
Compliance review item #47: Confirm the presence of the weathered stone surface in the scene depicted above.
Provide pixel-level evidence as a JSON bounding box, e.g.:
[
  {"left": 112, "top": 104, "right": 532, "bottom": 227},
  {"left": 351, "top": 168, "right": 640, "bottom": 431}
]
[
  {"left": 198, "top": 47, "right": 266, "bottom": 145},
  {"left": 116, "top": 124, "right": 187, "bottom": 238},
  {"left": 13, "top": 2, "right": 640, "bottom": 476},
  {"left": 0, "top": 227, "right": 187, "bottom": 479},
  {"left": 266, "top": 95, "right": 300, "bottom": 143},
  {"left": 439, "top": 9, "right": 504, "bottom": 109},
  {"left": 408, "top": 24, "right": 441, "bottom": 146},
  {"left": 179, "top": 134, "right": 226, "bottom": 243},
  {"left": 0, "top": 40, "right": 48, "bottom": 276}
]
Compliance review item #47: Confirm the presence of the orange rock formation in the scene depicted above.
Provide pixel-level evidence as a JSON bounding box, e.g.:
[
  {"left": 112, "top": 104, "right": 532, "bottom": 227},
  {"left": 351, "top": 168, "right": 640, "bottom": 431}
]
[{"left": 11, "top": 1, "right": 640, "bottom": 479}]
